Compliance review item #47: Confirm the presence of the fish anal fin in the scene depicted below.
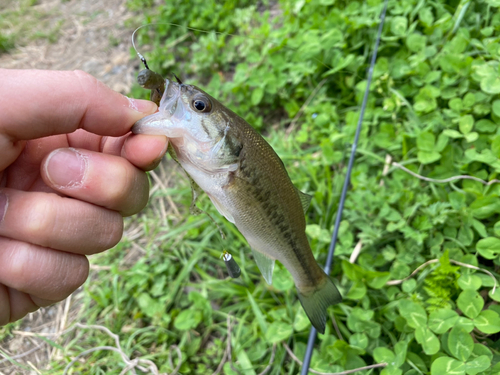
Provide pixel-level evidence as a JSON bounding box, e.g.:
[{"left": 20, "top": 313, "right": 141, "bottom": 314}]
[
  {"left": 250, "top": 248, "right": 275, "bottom": 285},
  {"left": 296, "top": 276, "right": 342, "bottom": 334},
  {"left": 294, "top": 186, "right": 312, "bottom": 215}
]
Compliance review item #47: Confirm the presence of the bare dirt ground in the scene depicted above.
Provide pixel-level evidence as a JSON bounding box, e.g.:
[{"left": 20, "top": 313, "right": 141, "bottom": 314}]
[
  {"left": 0, "top": 0, "right": 141, "bottom": 93},
  {"left": 0, "top": 1, "right": 145, "bottom": 373}
]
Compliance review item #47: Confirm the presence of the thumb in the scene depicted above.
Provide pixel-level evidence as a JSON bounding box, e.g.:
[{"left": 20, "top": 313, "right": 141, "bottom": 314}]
[{"left": 0, "top": 69, "right": 157, "bottom": 170}]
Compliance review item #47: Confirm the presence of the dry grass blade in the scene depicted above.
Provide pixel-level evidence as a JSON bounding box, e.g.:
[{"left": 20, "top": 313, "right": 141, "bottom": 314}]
[
  {"left": 386, "top": 259, "right": 440, "bottom": 286},
  {"left": 348, "top": 240, "right": 362, "bottom": 264},
  {"left": 257, "top": 343, "right": 277, "bottom": 375},
  {"left": 61, "top": 323, "right": 177, "bottom": 375},
  {"left": 331, "top": 314, "right": 344, "bottom": 342},
  {"left": 210, "top": 346, "right": 228, "bottom": 375},
  {"left": 0, "top": 343, "right": 45, "bottom": 366},
  {"left": 392, "top": 162, "right": 500, "bottom": 186},
  {"left": 63, "top": 346, "right": 139, "bottom": 375},
  {"left": 167, "top": 345, "right": 182, "bottom": 375},
  {"left": 226, "top": 315, "right": 241, "bottom": 375}
]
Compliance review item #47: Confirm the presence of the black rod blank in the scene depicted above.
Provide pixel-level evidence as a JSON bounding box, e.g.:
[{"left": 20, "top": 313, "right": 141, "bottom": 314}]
[{"left": 300, "top": 0, "right": 389, "bottom": 373}]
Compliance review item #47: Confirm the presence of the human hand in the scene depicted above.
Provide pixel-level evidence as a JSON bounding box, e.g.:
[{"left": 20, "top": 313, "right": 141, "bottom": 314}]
[{"left": 0, "top": 69, "right": 167, "bottom": 325}]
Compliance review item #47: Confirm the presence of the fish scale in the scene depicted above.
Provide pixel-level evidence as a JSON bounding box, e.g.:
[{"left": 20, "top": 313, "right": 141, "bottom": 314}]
[{"left": 132, "top": 73, "right": 342, "bottom": 333}]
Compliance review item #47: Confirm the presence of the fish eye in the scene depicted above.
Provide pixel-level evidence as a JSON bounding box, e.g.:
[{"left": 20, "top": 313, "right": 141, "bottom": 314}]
[{"left": 191, "top": 96, "right": 212, "bottom": 113}]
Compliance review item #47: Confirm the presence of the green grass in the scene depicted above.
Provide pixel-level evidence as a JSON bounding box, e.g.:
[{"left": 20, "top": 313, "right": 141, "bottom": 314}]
[
  {"left": 3, "top": 0, "right": 500, "bottom": 373},
  {"left": 0, "top": 0, "right": 63, "bottom": 54}
]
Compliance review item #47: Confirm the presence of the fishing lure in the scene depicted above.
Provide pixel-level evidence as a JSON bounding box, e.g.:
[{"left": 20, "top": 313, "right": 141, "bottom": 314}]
[{"left": 221, "top": 251, "right": 241, "bottom": 279}]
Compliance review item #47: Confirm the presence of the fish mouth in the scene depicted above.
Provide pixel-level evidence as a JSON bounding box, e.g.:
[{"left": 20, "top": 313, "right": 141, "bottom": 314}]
[
  {"left": 159, "top": 79, "right": 180, "bottom": 112},
  {"left": 158, "top": 79, "right": 192, "bottom": 122}
]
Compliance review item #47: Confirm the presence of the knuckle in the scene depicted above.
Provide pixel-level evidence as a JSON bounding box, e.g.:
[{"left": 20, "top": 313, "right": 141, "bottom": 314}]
[
  {"left": 42, "top": 252, "right": 89, "bottom": 301},
  {"left": 121, "top": 171, "right": 149, "bottom": 216},
  {"left": 106, "top": 216, "right": 124, "bottom": 248},
  {"left": 105, "top": 164, "right": 149, "bottom": 216},
  {"left": 90, "top": 211, "right": 123, "bottom": 253},
  {"left": 23, "top": 197, "right": 55, "bottom": 244},
  {"left": 6, "top": 241, "right": 36, "bottom": 291},
  {"left": 58, "top": 255, "right": 89, "bottom": 298},
  {"left": 72, "top": 70, "right": 109, "bottom": 102},
  {"left": 71, "top": 70, "right": 105, "bottom": 123},
  {"left": 72, "top": 70, "right": 99, "bottom": 90},
  {"left": 106, "top": 162, "right": 132, "bottom": 203},
  {"left": 0, "top": 238, "right": 89, "bottom": 303}
]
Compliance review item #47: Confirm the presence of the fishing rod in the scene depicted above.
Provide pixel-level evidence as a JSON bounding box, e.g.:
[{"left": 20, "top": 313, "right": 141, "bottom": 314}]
[{"left": 300, "top": 0, "right": 389, "bottom": 373}]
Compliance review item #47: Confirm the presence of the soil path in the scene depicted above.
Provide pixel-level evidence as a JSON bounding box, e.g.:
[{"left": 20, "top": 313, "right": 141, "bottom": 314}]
[{"left": 0, "top": 0, "right": 139, "bottom": 93}]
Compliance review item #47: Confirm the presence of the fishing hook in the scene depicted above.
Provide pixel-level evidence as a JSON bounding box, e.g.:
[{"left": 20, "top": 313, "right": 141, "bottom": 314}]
[{"left": 172, "top": 73, "right": 183, "bottom": 84}]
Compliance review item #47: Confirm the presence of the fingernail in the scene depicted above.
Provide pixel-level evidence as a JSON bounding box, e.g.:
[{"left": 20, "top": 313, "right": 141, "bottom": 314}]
[
  {"left": 126, "top": 97, "right": 158, "bottom": 114},
  {"left": 45, "top": 148, "right": 87, "bottom": 188},
  {"left": 157, "top": 139, "right": 169, "bottom": 159},
  {"left": 147, "top": 140, "right": 169, "bottom": 170},
  {"left": 0, "top": 191, "right": 7, "bottom": 222}
]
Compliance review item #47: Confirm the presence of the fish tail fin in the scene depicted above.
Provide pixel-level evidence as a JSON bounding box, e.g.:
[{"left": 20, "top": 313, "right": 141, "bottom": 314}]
[{"left": 296, "top": 276, "right": 342, "bottom": 334}]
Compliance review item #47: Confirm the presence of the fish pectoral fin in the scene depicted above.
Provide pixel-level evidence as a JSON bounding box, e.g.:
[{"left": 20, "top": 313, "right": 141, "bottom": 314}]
[
  {"left": 294, "top": 186, "right": 312, "bottom": 215},
  {"left": 167, "top": 143, "right": 180, "bottom": 163},
  {"left": 167, "top": 145, "right": 205, "bottom": 216},
  {"left": 250, "top": 248, "right": 275, "bottom": 285},
  {"left": 188, "top": 177, "right": 203, "bottom": 216},
  {"left": 169, "top": 146, "right": 228, "bottom": 238},
  {"left": 208, "top": 195, "right": 235, "bottom": 223}
]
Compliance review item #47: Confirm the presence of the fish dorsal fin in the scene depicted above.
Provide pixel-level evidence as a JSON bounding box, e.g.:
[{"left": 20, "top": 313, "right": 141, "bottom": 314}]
[
  {"left": 251, "top": 248, "right": 275, "bottom": 285},
  {"left": 294, "top": 186, "right": 312, "bottom": 215}
]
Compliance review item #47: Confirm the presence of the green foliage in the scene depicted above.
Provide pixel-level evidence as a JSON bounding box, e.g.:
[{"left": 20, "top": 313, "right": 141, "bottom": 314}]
[
  {"left": 0, "top": 1, "right": 63, "bottom": 54},
  {"left": 423, "top": 251, "right": 460, "bottom": 310},
  {"left": 6, "top": 0, "right": 496, "bottom": 373}
]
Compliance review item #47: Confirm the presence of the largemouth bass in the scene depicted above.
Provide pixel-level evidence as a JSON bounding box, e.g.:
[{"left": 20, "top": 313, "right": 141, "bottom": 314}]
[{"left": 132, "top": 75, "right": 342, "bottom": 333}]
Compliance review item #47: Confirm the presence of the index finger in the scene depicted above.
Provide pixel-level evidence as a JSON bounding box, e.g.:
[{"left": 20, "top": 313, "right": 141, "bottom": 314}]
[{"left": 0, "top": 69, "right": 157, "bottom": 141}]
